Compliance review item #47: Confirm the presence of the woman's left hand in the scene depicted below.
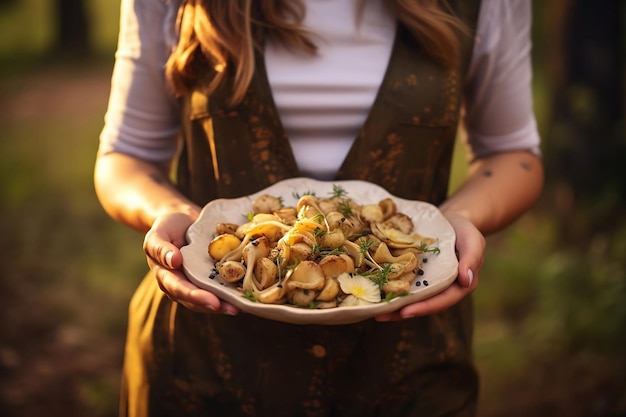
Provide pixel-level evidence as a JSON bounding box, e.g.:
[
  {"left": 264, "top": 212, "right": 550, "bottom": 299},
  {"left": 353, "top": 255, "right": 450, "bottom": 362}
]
[{"left": 375, "top": 212, "right": 485, "bottom": 321}]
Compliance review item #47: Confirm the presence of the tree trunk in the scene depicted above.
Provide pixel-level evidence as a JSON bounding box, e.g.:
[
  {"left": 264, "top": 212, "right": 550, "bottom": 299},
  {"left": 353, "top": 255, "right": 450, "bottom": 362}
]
[
  {"left": 54, "top": 0, "right": 91, "bottom": 55},
  {"left": 541, "top": 0, "right": 625, "bottom": 236}
]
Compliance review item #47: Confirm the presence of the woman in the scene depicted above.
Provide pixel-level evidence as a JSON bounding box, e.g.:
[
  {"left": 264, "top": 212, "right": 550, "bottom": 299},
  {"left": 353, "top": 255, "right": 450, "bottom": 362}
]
[{"left": 95, "top": 0, "right": 543, "bottom": 416}]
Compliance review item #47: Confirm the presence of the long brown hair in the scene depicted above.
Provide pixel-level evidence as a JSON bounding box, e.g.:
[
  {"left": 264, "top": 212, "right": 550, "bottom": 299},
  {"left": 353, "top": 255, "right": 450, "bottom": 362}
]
[{"left": 165, "top": 0, "right": 469, "bottom": 104}]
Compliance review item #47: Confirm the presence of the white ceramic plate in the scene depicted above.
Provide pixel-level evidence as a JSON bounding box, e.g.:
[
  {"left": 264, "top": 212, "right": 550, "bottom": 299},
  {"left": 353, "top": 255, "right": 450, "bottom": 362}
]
[{"left": 181, "top": 178, "right": 458, "bottom": 325}]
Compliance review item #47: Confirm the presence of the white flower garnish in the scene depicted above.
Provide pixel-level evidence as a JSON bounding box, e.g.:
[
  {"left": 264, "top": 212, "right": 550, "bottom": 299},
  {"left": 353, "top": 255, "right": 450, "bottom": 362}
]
[{"left": 337, "top": 273, "right": 381, "bottom": 306}]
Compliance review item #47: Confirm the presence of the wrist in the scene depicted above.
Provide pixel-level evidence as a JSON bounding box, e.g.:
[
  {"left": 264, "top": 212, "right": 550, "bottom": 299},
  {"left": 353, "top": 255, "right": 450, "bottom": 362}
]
[{"left": 154, "top": 201, "right": 201, "bottom": 224}]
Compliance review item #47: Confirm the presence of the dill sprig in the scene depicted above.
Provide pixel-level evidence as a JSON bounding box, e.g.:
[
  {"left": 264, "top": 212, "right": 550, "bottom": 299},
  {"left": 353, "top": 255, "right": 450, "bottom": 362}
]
[
  {"left": 329, "top": 184, "right": 349, "bottom": 199},
  {"left": 337, "top": 200, "right": 353, "bottom": 218},
  {"left": 364, "top": 263, "right": 393, "bottom": 292},
  {"left": 293, "top": 190, "right": 316, "bottom": 199},
  {"left": 243, "top": 290, "right": 257, "bottom": 302},
  {"left": 418, "top": 241, "right": 441, "bottom": 255},
  {"left": 358, "top": 238, "right": 385, "bottom": 271}
]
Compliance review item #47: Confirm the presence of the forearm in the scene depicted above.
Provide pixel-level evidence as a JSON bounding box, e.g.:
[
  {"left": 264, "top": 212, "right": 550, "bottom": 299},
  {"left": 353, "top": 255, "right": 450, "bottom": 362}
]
[
  {"left": 440, "top": 150, "right": 544, "bottom": 235},
  {"left": 94, "top": 152, "right": 200, "bottom": 233}
]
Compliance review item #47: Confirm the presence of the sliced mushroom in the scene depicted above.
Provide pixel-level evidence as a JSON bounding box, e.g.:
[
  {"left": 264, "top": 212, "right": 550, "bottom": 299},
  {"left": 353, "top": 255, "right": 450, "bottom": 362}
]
[
  {"left": 372, "top": 243, "right": 419, "bottom": 280},
  {"left": 342, "top": 240, "right": 365, "bottom": 270},
  {"left": 325, "top": 211, "right": 346, "bottom": 230},
  {"left": 316, "top": 277, "right": 339, "bottom": 302},
  {"left": 371, "top": 242, "right": 417, "bottom": 265},
  {"left": 286, "top": 260, "right": 325, "bottom": 291},
  {"left": 296, "top": 195, "right": 331, "bottom": 230},
  {"left": 338, "top": 216, "right": 366, "bottom": 239},
  {"left": 273, "top": 207, "right": 297, "bottom": 225},
  {"left": 371, "top": 243, "right": 419, "bottom": 279},
  {"left": 237, "top": 217, "right": 291, "bottom": 242},
  {"left": 318, "top": 254, "right": 351, "bottom": 279},
  {"left": 253, "top": 257, "right": 278, "bottom": 289},
  {"left": 241, "top": 237, "right": 272, "bottom": 294},
  {"left": 317, "top": 199, "right": 338, "bottom": 215},
  {"left": 379, "top": 198, "right": 397, "bottom": 219},
  {"left": 370, "top": 222, "right": 435, "bottom": 250},
  {"left": 360, "top": 204, "right": 384, "bottom": 224},
  {"left": 255, "top": 285, "right": 286, "bottom": 304},
  {"left": 383, "top": 280, "right": 410, "bottom": 297},
  {"left": 384, "top": 213, "right": 414, "bottom": 234}
]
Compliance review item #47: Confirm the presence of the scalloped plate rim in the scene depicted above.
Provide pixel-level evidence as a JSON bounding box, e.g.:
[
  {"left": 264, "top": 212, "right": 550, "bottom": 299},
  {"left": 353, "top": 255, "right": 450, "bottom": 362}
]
[{"left": 181, "top": 177, "right": 458, "bottom": 325}]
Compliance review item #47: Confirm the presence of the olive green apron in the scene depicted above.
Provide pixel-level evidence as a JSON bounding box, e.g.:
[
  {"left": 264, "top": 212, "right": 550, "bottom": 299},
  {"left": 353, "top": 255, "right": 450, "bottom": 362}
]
[{"left": 121, "top": 2, "right": 482, "bottom": 416}]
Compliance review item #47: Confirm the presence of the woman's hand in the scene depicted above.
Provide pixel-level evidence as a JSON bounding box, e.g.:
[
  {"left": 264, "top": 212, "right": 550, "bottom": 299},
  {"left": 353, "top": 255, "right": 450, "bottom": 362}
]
[
  {"left": 143, "top": 211, "right": 240, "bottom": 316},
  {"left": 94, "top": 152, "right": 241, "bottom": 315},
  {"left": 375, "top": 212, "right": 485, "bottom": 321}
]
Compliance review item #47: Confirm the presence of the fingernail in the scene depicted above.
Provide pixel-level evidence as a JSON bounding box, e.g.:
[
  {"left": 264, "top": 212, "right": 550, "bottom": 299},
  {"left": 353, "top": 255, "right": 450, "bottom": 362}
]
[
  {"left": 165, "top": 251, "right": 174, "bottom": 269},
  {"left": 205, "top": 304, "right": 217, "bottom": 312},
  {"left": 467, "top": 268, "right": 474, "bottom": 287}
]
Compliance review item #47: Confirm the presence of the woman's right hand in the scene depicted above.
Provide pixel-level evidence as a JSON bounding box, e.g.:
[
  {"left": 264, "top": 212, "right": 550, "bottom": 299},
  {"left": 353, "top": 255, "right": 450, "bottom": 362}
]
[{"left": 143, "top": 211, "right": 240, "bottom": 316}]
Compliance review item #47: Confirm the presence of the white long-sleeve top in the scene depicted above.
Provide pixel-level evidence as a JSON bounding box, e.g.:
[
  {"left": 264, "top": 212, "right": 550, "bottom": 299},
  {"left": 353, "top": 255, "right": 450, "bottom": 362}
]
[{"left": 99, "top": 0, "right": 541, "bottom": 180}]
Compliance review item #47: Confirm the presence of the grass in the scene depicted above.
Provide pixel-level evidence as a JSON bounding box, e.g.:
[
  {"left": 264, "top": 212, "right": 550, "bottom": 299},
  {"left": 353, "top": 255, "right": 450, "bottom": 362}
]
[
  {"left": 0, "top": 59, "right": 144, "bottom": 416},
  {"left": 0, "top": 0, "right": 120, "bottom": 57}
]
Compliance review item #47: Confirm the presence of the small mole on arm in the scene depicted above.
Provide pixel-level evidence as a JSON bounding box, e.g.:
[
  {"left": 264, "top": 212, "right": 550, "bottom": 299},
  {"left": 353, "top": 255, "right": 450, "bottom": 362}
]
[
  {"left": 520, "top": 161, "right": 532, "bottom": 171},
  {"left": 483, "top": 170, "right": 493, "bottom": 177}
]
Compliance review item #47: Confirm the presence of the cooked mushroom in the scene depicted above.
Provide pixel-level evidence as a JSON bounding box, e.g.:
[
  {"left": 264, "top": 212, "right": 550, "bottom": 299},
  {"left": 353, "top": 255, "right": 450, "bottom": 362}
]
[
  {"left": 251, "top": 194, "right": 283, "bottom": 214},
  {"left": 217, "top": 260, "right": 246, "bottom": 283},
  {"left": 338, "top": 216, "right": 366, "bottom": 239},
  {"left": 384, "top": 213, "right": 414, "bottom": 234},
  {"left": 318, "top": 254, "right": 352, "bottom": 279},
  {"left": 325, "top": 211, "right": 346, "bottom": 230},
  {"left": 318, "top": 228, "right": 345, "bottom": 249},
  {"left": 286, "top": 260, "right": 326, "bottom": 291},
  {"left": 253, "top": 257, "right": 278, "bottom": 289},
  {"left": 215, "top": 222, "right": 239, "bottom": 235},
  {"left": 342, "top": 240, "right": 366, "bottom": 270},
  {"left": 296, "top": 195, "right": 331, "bottom": 230},
  {"left": 317, "top": 199, "right": 338, "bottom": 215},
  {"left": 360, "top": 204, "right": 384, "bottom": 224},
  {"left": 370, "top": 222, "right": 435, "bottom": 250},
  {"left": 383, "top": 280, "right": 411, "bottom": 296},
  {"left": 288, "top": 288, "right": 318, "bottom": 307},
  {"left": 241, "top": 237, "right": 272, "bottom": 294},
  {"left": 316, "top": 277, "right": 340, "bottom": 301},
  {"left": 273, "top": 207, "right": 297, "bottom": 225},
  {"left": 288, "top": 241, "right": 314, "bottom": 263},
  {"left": 378, "top": 198, "right": 397, "bottom": 219},
  {"left": 208, "top": 233, "right": 242, "bottom": 261},
  {"left": 216, "top": 234, "right": 252, "bottom": 265},
  {"left": 236, "top": 213, "right": 291, "bottom": 238},
  {"left": 371, "top": 243, "right": 419, "bottom": 279}
]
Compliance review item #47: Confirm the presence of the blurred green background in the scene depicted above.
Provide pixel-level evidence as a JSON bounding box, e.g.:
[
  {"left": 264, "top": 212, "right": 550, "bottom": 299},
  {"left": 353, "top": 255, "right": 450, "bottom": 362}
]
[{"left": 0, "top": 1, "right": 624, "bottom": 416}]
